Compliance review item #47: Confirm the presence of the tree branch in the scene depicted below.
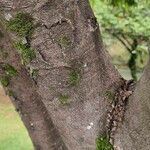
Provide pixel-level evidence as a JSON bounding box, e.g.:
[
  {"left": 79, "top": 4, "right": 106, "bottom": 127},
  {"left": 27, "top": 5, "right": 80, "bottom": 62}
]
[
  {"left": 113, "top": 33, "right": 132, "bottom": 53},
  {"left": 120, "top": 34, "right": 132, "bottom": 48}
]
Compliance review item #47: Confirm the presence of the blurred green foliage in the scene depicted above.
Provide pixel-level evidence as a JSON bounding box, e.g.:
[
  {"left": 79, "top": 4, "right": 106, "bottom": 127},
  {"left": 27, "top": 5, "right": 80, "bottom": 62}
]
[
  {"left": 90, "top": 0, "right": 150, "bottom": 80},
  {"left": 91, "top": 0, "right": 150, "bottom": 41},
  {"left": 101, "top": 0, "right": 137, "bottom": 7}
]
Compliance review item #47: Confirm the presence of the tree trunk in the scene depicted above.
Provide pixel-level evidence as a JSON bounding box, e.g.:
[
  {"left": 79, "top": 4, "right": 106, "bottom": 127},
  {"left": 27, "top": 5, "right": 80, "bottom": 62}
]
[
  {"left": 0, "top": 0, "right": 149, "bottom": 150},
  {"left": 114, "top": 54, "right": 150, "bottom": 150}
]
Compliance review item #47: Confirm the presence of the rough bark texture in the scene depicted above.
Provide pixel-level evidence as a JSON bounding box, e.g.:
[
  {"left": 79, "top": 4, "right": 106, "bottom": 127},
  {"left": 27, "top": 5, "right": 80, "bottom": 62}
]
[
  {"left": 0, "top": 0, "right": 149, "bottom": 150},
  {"left": 0, "top": 0, "right": 122, "bottom": 149},
  {"left": 114, "top": 57, "right": 150, "bottom": 150},
  {"left": 0, "top": 17, "right": 67, "bottom": 150}
]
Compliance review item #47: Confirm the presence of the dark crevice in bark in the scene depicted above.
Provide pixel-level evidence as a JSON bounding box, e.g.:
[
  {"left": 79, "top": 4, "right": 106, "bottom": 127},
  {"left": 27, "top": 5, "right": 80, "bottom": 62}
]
[
  {"left": 43, "top": 19, "right": 68, "bottom": 30},
  {"left": 106, "top": 79, "right": 136, "bottom": 145}
]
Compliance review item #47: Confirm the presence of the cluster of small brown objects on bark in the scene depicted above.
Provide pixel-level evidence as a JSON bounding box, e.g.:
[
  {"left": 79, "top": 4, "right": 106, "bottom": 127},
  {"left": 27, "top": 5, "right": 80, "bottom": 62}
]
[{"left": 106, "top": 79, "right": 135, "bottom": 144}]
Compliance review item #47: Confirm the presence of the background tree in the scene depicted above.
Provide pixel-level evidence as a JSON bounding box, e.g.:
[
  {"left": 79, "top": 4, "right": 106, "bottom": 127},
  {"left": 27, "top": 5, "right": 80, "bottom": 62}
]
[{"left": 90, "top": 0, "right": 150, "bottom": 80}]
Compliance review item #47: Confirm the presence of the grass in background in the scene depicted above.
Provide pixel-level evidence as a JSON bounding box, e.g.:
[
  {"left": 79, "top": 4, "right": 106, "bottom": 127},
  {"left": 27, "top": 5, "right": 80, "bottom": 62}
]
[{"left": 0, "top": 87, "right": 33, "bottom": 150}]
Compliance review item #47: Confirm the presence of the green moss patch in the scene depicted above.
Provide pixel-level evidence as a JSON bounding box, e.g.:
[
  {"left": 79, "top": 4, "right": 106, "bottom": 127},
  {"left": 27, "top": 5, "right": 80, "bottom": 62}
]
[
  {"left": 69, "top": 69, "right": 80, "bottom": 86},
  {"left": 96, "top": 136, "right": 114, "bottom": 150},
  {"left": 59, "top": 94, "right": 70, "bottom": 105},
  {"left": 7, "top": 12, "right": 34, "bottom": 37},
  {"left": 0, "top": 76, "right": 9, "bottom": 87},
  {"left": 0, "top": 64, "right": 18, "bottom": 87},
  {"left": 15, "top": 42, "right": 35, "bottom": 64},
  {"left": 58, "top": 36, "right": 71, "bottom": 47},
  {"left": 7, "top": 12, "right": 35, "bottom": 65},
  {"left": 3, "top": 64, "right": 17, "bottom": 77},
  {"left": 7, "top": 90, "right": 15, "bottom": 97},
  {"left": 30, "top": 68, "right": 38, "bottom": 79}
]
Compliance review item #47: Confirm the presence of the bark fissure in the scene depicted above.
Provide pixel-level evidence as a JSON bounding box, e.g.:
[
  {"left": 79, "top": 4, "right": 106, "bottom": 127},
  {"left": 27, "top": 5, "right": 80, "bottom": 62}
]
[{"left": 106, "top": 79, "right": 135, "bottom": 145}]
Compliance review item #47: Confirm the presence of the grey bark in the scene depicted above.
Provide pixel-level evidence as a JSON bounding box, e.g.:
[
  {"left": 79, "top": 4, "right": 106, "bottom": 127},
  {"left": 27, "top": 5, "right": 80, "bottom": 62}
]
[
  {"left": 0, "top": 0, "right": 149, "bottom": 150},
  {"left": 114, "top": 56, "right": 150, "bottom": 150}
]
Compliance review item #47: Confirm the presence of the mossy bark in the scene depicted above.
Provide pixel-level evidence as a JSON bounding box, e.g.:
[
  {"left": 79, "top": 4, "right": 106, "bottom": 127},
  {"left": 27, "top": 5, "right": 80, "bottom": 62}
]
[{"left": 0, "top": 0, "right": 149, "bottom": 150}]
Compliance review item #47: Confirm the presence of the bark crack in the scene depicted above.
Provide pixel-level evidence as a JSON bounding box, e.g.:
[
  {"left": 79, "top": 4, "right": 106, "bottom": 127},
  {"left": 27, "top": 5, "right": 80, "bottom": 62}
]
[{"left": 106, "top": 79, "right": 135, "bottom": 145}]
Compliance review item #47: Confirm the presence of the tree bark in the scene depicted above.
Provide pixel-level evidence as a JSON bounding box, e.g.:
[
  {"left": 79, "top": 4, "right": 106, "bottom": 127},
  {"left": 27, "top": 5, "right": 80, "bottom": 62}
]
[
  {"left": 0, "top": 0, "right": 149, "bottom": 150},
  {"left": 0, "top": 15, "right": 67, "bottom": 150},
  {"left": 114, "top": 54, "right": 150, "bottom": 150}
]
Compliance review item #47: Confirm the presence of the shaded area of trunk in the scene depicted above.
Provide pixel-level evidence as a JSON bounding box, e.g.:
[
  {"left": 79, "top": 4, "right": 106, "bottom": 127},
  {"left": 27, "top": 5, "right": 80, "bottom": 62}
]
[{"left": 0, "top": 19, "right": 67, "bottom": 150}]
